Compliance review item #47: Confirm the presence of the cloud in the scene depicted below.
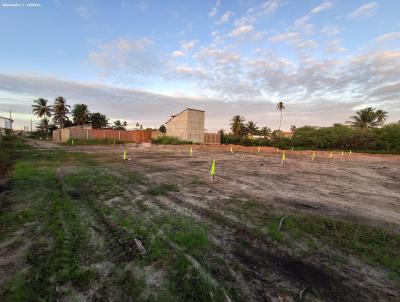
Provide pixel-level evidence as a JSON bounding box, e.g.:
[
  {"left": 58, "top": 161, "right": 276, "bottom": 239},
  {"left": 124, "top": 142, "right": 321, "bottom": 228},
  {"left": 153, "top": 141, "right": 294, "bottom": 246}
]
[
  {"left": 172, "top": 50, "right": 185, "bottom": 57},
  {"left": 208, "top": 0, "right": 221, "bottom": 17},
  {"left": 311, "top": 1, "right": 333, "bottom": 14},
  {"left": 233, "top": 0, "right": 283, "bottom": 27},
  {"left": 326, "top": 40, "right": 347, "bottom": 53},
  {"left": 218, "top": 11, "right": 232, "bottom": 24},
  {"left": 89, "top": 38, "right": 160, "bottom": 77},
  {"left": 269, "top": 32, "right": 299, "bottom": 42},
  {"left": 181, "top": 39, "right": 198, "bottom": 51},
  {"left": 348, "top": 2, "right": 378, "bottom": 19},
  {"left": 375, "top": 32, "right": 400, "bottom": 43},
  {"left": 321, "top": 26, "right": 340, "bottom": 35},
  {"left": 229, "top": 25, "right": 254, "bottom": 36}
]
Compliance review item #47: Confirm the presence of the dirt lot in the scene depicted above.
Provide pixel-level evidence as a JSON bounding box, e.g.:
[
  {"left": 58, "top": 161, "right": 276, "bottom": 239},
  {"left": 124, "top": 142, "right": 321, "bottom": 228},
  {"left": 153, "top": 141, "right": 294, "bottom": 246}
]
[{"left": 2, "top": 138, "right": 400, "bottom": 301}]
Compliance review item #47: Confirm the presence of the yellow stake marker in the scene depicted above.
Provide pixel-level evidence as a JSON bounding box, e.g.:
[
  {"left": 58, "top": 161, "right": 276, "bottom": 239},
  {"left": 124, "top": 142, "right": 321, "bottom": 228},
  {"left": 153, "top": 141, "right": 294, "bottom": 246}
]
[
  {"left": 230, "top": 146, "right": 233, "bottom": 154},
  {"left": 349, "top": 150, "right": 352, "bottom": 156},
  {"left": 257, "top": 146, "right": 260, "bottom": 153},
  {"left": 291, "top": 147, "right": 294, "bottom": 151},
  {"left": 210, "top": 159, "right": 216, "bottom": 181},
  {"left": 189, "top": 147, "right": 193, "bottom": 156},
  {"left": 341, "top": 151, "right": 344, "bottom": 157},
  {"left": 276, "top": 147, "right": 279, "bottom": 152},
  {"left": 312, "top": 151, "right": 316, "bottom": 161},
  {"left": 329, "top": 151, "right": 333, "bottom": 158},
  {"left": 71, "top": 139, "right": 74, "bottom": 145},
  {"left": 123, "top": 150, "right": 127, "bottom": 160},
  {"left": 281, "top": 151, "right": 286, "bottom": 165}
]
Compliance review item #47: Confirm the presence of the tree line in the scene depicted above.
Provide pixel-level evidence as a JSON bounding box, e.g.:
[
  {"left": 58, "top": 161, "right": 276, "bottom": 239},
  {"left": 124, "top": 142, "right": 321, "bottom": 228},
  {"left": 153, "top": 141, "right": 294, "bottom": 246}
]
[
  {"left": 223, "top": 104, "right": 400, "bottom": 153},
  {"left": 32, "top": 97, "right": 129, "bottom": 137}
]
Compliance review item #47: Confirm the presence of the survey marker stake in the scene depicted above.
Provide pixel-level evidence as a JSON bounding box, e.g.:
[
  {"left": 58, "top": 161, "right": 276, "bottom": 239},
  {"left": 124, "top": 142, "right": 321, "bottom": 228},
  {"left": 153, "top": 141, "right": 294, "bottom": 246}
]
[
  {"left": 312, "top": 151, "right": 316, "bottom": 161},
  {"left": 281, "top": 151, "right": 286, "bottom": 166},
  {"left": 123, "top": 150, "right": 127, "bottom": 160},
  {"left": 189, "top": 147, "right": 193, "bottom": 156},
  {"left": 329, "top": 151, "right": 333, "bottom": 158},
  {"left": 210, "top": 159, "right": 216, "bottom": 182}
]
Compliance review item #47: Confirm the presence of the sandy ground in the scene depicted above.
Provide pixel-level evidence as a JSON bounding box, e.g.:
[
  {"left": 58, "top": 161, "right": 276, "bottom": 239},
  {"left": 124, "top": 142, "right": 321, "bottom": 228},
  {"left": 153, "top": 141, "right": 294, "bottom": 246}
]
[
  {"left": 51, "top": 141, "right": 400, "bottom": 230},
  {"left": 7, "top": 138, "right": 399, "bottom": 301}
]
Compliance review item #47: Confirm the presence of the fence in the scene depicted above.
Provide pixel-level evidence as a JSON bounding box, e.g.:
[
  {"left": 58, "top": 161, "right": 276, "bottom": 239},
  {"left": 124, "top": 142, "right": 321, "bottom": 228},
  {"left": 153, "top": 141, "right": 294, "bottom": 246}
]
[
  {"left": 204, "top": 133, "right": 221, "bottom": 144},
  {"left": 53, "top": 128, "right": 152, "bottom": 143}
]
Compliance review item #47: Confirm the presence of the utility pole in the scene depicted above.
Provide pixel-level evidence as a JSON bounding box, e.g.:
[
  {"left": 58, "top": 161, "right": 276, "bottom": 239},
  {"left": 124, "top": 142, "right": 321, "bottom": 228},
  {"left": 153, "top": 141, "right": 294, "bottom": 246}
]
[{"left": 9, "top": 109, "right": 12, "bottom": 130}]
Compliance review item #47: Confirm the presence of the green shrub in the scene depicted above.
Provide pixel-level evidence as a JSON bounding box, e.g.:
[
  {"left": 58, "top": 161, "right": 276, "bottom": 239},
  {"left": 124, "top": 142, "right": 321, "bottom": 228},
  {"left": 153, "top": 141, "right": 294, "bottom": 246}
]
[{"left": 151, "top": 136, "right": 193, "bottom": 145}]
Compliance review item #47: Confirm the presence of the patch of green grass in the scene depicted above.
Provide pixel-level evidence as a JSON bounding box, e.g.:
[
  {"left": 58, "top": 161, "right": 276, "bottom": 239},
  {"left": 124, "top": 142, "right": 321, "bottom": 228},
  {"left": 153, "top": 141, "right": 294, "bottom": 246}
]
[
  {"left": 148, "top": 183, "right": 179, "bottom": 196},
  {"left": 152, "top": 136, "right": 193, "bottom": 145},
  {"left": 63, "top": 138, "right": 126, "bottom": 145},
  {"left": 282, "top": 214, "right": 400, "bottom": 278}
]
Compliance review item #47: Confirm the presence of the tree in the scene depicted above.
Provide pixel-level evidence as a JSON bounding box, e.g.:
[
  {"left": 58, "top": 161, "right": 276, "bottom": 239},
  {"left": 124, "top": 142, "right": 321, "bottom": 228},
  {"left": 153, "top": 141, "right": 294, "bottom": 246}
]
[
  {"left": 260, "top": 126, "right": 272, "bottom": 138},
  {"left": 230, "top": 115, "right": 245, "bottom": 135},
  {"left": 159, "top": 124, "right": 166, "bottom": 133},
  {"left": 245, "top": 121, "right": 259, "bottom": 137},
  {"left": 113, "top": 120, "right": 127, "bottom": 130},
  {"left": 90, "top": 113, "right": 109, "bottom": 129},
  {"left": 276, "top": 101, "right": 285, "bottom": 132},
  {"left": 290, "top": 125, "right": 296, "bottom": 137},
  {"left": 72, "top": 104, "right": 90, "bottom": 125},
  {"left": 347, "top": 107, "right": 379, "bottom": 129},
  {"left": 36, "top": 118, "right": 55, "bottom": 137},
  {"left": 376, "top": 109, "right": 388, "bottom": 127},
  {"left": 52, "top": 96, "right": 70, "bottom": 129},
  {"left": 32, "top": 98, "right": 52, "bottom": 118}
]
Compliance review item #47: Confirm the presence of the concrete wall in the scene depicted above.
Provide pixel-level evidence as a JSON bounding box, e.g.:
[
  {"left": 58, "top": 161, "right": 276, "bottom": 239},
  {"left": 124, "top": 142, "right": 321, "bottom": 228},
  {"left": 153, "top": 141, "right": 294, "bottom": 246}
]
[
  {"left": 166, "top": 109, "right": 205, "bottom": 143},
  {"left": 53, "top": 128, "right": 152, "bottom": 143}
]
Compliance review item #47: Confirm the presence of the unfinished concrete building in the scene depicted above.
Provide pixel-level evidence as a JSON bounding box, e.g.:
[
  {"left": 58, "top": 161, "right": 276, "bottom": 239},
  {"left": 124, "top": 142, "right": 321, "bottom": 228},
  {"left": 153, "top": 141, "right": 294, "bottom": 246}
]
[{"left": 165, "top": 108, "right": 205, "bottom": 143}]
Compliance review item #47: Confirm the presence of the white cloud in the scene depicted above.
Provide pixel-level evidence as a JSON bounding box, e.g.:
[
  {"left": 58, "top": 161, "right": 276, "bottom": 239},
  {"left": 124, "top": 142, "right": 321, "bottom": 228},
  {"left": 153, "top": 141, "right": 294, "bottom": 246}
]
[
  {"left": 269, "top": 32, "right": 299, "bottom": 42},
  {"left": 311, "top": 1, "right": 333, "bottom": 14},
  {"left": 208, "top": 0, "right": 221, "bottom": 17},
  {"left": 348, "top": 2, "right": 378, "bottom": 19},
  {"left": 326, "top": 40, "right": 347, "bottom": 53},
  {"left": 209, "top": 7, "right": 217, "bottom": 17},
  {"left": 89, "top": 38, "right": 160, "bottom": 77},
  {"left": 321, "top": 26, "right": 340, "bottom": 35},
  {"left": 218, "top": 11, "right": 232, "bottom": 24},
  {"left": 181, "top": 39, "right": 198, "bottom": 51},
  {"left": 375, "top": 32, "right": 400, "bottom": 43},
  {"left": 233, "top": 0, "right": 283, "bottom": 27},
  {"left": 294, "top": 39, "right": 318, "bottom": 49},
  {"left": 229, "top": 25, "right": 253, "bottom": 36},
  {"left": 172, "top": 50, "right": 185, "bottom": 57}
]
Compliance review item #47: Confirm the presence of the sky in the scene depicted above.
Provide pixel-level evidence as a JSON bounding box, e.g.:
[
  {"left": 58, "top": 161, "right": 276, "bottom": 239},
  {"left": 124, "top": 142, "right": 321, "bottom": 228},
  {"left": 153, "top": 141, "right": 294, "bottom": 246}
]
[{"left": 0, "top": 0, "right": 399, "bottom": 131}]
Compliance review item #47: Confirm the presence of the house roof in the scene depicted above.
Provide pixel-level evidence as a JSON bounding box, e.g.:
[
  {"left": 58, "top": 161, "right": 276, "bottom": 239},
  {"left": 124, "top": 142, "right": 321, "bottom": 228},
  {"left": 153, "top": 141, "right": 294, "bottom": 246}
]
[{"left": 165, "top": 108, "right": 204, "bottom": 124}]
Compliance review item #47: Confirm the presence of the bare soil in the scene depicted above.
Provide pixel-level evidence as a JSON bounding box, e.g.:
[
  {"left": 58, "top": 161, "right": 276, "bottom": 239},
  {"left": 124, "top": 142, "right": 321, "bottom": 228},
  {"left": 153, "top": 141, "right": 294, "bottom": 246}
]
[{"left": 2, "top": 139, "right": 400, "bottom": 301}]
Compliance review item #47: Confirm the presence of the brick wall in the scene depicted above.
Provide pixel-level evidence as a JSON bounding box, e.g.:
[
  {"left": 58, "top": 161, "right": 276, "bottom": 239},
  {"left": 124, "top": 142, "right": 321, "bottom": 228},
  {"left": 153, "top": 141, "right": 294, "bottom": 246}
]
[{"left": 53, "top": 128, "right": 152, "bottom": 143}]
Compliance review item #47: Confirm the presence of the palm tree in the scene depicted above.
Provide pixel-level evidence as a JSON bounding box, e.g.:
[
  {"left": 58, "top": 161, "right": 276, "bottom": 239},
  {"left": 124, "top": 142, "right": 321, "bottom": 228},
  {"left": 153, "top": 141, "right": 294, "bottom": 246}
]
[
  {"left": 36, "top": 118, "right": 54, "bottom": 137},
  {"left": 347, "top": 107, "right": 379, "bottom": 129},
  {"left": 245, "top": 121, "right": 259, "bottom": 138},
  {"left": 260, "top": 126, "right": 272, "bottom": 138},
  {"left": 72, "top": 104, "right": 90, "bottom": 125},
  {"left": 230, "top": 115, "right": 245, "bottom": 135},
  {"left": 113, "top": 120, "right": 126, "bottom": 130},
  {"left": 32, "top": 98, "right": 52, "bottom": 118},
  {"left": 53, "top": 96, "right": 70, "bottom": 129},
  {"left": 290, "top": 125, "right": 296, "bottom": 137},
  {"left": 276, "top": 101, "right": 285, "bottom": 132},
  {"left": 89, "top": 112, "right": 109, "bottom": 128},
  {"left": 375, "top": 109, "right": 388, "bottom": 127}
]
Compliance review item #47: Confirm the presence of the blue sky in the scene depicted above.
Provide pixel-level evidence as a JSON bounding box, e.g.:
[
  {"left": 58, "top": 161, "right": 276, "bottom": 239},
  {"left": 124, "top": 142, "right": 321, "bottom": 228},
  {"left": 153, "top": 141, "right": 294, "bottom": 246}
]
[{"left": 1, "top": 0, "right": 399, "bottom": 131}]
